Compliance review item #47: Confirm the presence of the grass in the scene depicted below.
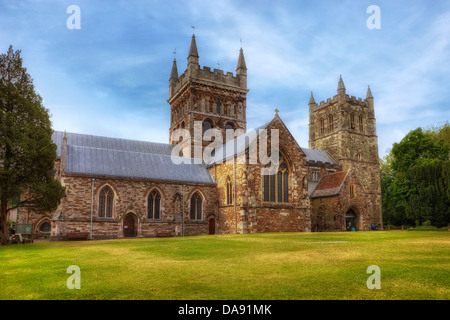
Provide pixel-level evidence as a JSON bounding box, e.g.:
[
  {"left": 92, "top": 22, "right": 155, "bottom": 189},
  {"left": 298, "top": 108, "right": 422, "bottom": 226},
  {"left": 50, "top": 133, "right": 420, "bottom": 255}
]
[{"left": 0, "top": 231, "right": 449, "bottom": 300}]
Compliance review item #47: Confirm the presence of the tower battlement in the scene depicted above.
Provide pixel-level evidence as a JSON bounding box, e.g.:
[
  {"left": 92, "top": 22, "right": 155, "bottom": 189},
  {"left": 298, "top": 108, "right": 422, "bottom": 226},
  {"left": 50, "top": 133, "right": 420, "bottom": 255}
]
[
  {"left": 168, "top": 34, "right": 248, "bottom": 155},
  {"left": 170, "top": 65, "right": 246, "bottom": 100},
  {"left": 312, "top": 94, "right": 368, "bottom": 111}
]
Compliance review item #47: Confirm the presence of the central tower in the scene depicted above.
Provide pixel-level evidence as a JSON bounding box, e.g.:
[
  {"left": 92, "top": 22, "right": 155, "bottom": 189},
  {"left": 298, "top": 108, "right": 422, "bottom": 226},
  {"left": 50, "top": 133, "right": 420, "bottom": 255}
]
[{"left": 168, "top": 34, "right": 249, "bottom": 157}]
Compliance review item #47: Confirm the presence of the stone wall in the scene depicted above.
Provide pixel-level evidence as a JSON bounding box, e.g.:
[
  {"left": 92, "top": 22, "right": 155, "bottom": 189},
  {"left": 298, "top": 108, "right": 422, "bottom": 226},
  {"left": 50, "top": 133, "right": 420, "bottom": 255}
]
[
  {"left": 310, "top": 170, "right": 379, "bottom": 232},
  {"left": 50, "top": 174, "right": 217, "bottom": 240}
]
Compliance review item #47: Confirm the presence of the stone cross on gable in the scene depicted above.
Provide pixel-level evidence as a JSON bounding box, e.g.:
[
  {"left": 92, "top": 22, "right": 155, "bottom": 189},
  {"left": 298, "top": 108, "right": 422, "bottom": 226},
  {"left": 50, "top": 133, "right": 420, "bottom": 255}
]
[{"left": 275, "top": 108, "right": 279, "bottom": 116}]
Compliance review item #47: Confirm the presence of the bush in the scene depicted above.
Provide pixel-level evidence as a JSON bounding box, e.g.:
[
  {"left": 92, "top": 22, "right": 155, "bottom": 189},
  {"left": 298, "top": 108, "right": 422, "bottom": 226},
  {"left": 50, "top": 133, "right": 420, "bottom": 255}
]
[{"left": 407, "top": 225, "right": 448, "bottom": 231}]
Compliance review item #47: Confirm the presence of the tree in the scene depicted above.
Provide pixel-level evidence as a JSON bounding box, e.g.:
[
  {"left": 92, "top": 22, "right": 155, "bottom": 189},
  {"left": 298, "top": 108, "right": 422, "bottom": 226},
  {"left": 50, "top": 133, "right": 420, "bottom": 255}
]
[
  {"left": 0, "top": 45, "right": 65, "bottom": 245},
  {"left": 406, "top": 160, "right": 450, "bottom": 227},
  {"left": 391, "top": 128, "right": 448, "bottom": 173},
  {"left": 381, "top": 125, "right": 450, "bottom": 227}
]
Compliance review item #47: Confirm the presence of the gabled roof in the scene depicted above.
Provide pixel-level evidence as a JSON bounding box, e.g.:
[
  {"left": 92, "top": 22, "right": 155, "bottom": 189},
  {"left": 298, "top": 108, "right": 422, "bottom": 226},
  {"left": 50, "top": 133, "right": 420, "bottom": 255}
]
[
  {"left": 206, "top": 121, "right": 270, "bottom": 165},
  {"left": 310, "top": 171, "right": 348, "bottom": 198},
  {"left": 52, "top": 131, "right": 215, "bottom": 184}
]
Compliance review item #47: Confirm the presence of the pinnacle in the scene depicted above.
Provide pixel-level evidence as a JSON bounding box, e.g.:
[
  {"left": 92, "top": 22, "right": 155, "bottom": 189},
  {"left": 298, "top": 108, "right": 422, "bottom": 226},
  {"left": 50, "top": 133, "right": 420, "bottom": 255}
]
[
  {"left": 309, "top": 91, "right": 316, "bottom": 105},
  {"left": 236, "top": 47, "right": 247, "bottom": 71},
  {"left": 188, "top": 34, "right": 199, "bottom": 58},
  {"left": 337, "top": 75, "right": 346, "bottom": 91},
  {"left": 170, "top": 58, "right": 178, "bottom": 80},
  {"left": 366, "top": 85, "right": 373, "bottom": 99}
]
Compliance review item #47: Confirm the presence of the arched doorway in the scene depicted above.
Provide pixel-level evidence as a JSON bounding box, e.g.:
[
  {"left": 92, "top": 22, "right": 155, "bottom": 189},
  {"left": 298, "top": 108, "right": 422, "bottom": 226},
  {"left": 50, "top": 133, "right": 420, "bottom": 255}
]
[
  {"left": 208, "top": 218, "right": 215, "bottom": 235},
  {"left": 345, "top": 209, "right": 357, "bottom": 231},
  {"left": 123, "top": 214, "right": 137, "bottom": 237}
]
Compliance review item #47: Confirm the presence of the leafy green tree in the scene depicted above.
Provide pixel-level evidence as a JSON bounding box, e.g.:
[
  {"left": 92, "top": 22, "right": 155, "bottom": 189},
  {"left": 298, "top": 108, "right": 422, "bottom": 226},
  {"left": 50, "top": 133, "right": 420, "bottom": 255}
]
[
  {"left": 406, "top": 159, "right": 449, "bottom": 227},
  {"left": 0, "top": 45, "right": 65, "bottom": 245},
  {"left": 391, "top": 128, "right": 448, "bottom": 173},
  {"left": 382, "top": 125, "right": 450, "bottom": 227}
]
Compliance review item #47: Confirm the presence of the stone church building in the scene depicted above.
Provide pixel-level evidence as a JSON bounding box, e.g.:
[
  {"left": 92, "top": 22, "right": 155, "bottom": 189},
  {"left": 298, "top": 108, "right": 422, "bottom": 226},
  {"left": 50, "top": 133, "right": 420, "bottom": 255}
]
[{"left": 16, "top": 35, "right": 383, "bottom": 240}]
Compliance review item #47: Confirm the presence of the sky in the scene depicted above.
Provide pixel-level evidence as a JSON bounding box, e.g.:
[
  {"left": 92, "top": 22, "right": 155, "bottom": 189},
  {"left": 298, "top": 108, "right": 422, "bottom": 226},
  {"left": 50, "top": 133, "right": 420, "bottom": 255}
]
[{"left": 0, "top": 0, "right": 449, "bottom": 157}]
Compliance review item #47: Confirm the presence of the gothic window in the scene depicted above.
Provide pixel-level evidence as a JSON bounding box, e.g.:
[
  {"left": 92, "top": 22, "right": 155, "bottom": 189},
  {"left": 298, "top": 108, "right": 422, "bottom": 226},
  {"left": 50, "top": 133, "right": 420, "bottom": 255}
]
[
  {"left": 226, "top": 176, "right": 233, "bottom": 205},
  {"left": 350, "top": 113, "right": 355, "bottom": 129},
  {"left": 225, "top": 123, "right": 234, "bottom": 141},
  {"left": 328, "top": 114, "right": 334, "bottom": 132},
  {"left": 359, "top": 115, "right": 364, "bottom": 132},
  {"left": 216, "top": 98, "right": 221, "bottom": 114},
  {"left": 99, "top": 186, "right": 114, "bottom": 218},
  {"left": 311, "top": 169, "right": 320, "bottom": 182},
  {"left": 181, "top": 121, "right": 185, "bottom": 129},
  {"left": 263, "top": 156, "right": 290, "bottom": 203},
  {"left": 203, "top": 120, "right": 212, "bottom": 138},
  {"left": 320, "top": 118, "right": 325, "bottom": 135},
  {"left": 148, "top": 190, "right": 161, "bottom": 220},
  {"left": 190, "top": 192, "right": 203, "bottom": 220}
]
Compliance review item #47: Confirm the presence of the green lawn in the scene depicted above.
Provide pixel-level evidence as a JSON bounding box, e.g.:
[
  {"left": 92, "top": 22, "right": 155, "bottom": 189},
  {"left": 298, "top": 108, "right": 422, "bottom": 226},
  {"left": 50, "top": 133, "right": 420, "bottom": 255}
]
[{"left": 0, "top": 231, "right": 449, "bottom": 300}]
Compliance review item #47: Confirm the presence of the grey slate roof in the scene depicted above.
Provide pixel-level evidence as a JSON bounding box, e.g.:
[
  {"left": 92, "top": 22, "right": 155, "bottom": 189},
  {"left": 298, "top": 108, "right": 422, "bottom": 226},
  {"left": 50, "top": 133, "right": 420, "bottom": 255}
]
[
  {"left": 301, "top": 148, "right": 338, "bottom": 166},
  {"left": 52, "top": 131, "right": 215, "bottom": 184},
  {"left": 206, "top": 122, "right": 269, "bottom": 165}
]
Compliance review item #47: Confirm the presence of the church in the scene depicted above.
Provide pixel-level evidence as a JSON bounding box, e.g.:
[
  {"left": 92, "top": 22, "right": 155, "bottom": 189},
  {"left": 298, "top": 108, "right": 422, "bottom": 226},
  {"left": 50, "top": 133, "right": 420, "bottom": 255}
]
[{"left": 17, "top": 34, "right": 383, "bottom": 240}]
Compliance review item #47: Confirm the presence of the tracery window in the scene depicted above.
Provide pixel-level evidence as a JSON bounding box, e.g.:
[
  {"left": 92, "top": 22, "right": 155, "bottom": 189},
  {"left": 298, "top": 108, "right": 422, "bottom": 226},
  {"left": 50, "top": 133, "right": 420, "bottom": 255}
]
[
  {"left": 99, "top": 186, "right": 114, "bottom": 218},
  {"left": 263, "top": 156, "right": 290, "bottom": 203},
  {"left": 190, "top": 192, "right": 203, "bottom": 220},
  {"left": 148, "top": 190, "right": 161, "bottom": 220},
  {"left": 328, "top": 114, "right": 334, "bottom": 132}
]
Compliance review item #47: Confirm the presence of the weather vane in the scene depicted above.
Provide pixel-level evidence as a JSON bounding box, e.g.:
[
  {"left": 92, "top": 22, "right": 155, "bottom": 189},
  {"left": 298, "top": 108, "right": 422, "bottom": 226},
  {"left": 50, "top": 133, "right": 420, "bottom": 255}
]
[{"left": 191, "top": 26, "right": 195, "bottom": 34}]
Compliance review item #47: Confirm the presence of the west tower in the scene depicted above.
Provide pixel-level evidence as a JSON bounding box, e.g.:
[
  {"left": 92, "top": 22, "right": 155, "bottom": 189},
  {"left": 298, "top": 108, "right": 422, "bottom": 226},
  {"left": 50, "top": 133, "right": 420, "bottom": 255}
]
[
  {"left": 308, "top": 76, "right": 382, "bottom": 226},
  {"left": 168, "top": 34, "right": 249, "bottom": 157}
]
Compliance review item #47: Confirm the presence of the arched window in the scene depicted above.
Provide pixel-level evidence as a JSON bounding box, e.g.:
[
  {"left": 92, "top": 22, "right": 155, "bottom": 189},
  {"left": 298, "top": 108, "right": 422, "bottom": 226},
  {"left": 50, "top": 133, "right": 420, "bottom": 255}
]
[
  {"left": 311, "top": 169, "right": 320, "bottom": 182},
  {"left": 328, "top": 114, "right": 334, "bottom": 132},
  {"left": 226, "top": 176, "right": 233, "bottom": 205},
  {"left": 320, "top": 118, "right": 325, "bottom": 135},
  {"left": 216, "top": 99, "right": 221, "bottom": 114},
  {"left": 263, "top": 155, "right": 290, "bottom": 203},
  {"left": 190, "top": 192, "right": 203, "bottom": 220},
  {"left": 148, "top": 190, "right": 161, "bottom": 220},
  {"left": 359, "top": 115, "right": 364, "bottom": 132},
  {"left": 225, "top": 123, "right": 234, "bottom": 141},
  {"left": 350, "top": 113, "right": 355, "bottom": 129},
  {"left": 99, "top": 186, "right": 114, "bottom": 218},
  {"left": 203, "top": 120, "right": 212, "bottom": 138}
]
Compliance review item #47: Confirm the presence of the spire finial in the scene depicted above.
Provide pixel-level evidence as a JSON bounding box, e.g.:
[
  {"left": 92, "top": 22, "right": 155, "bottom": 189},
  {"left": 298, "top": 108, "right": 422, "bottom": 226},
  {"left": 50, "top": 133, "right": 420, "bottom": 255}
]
[
  {"left": 191, "top": 25, "right": 195, "bottom": 35},
  {"left": 236, "top": 46, "right": 247, "bottom": 72},
  {"left": 337, "top": 74, "right": 346, "bottom": 91},
  {"left": 366, "top": 85, "right": 373, "bottom": 99},
  {"left": 187, "top": 32, "right": 199, "bottom": 67},
  {"left": 309, "top": 91, "right": 316, "bottom": 105}
]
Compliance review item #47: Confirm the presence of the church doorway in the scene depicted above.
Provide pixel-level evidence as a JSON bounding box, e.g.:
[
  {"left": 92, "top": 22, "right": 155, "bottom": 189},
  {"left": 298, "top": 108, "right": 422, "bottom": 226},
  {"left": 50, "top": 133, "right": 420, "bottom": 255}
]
[
  {"left": 208, "top": 218, "right": 215, "bottom": 235},
  {"left": 345, "top": 209, "right": 357, "bottom": 231},
  {"left": 123, "top": 214, "right": 136, "bottom": 237}
]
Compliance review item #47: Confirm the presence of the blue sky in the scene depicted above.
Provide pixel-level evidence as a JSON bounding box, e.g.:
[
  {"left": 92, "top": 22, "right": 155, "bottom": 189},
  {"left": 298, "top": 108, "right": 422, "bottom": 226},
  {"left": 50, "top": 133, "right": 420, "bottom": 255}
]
[{"left": 1, "top": 0, "right": 449, "bottom": 157}]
